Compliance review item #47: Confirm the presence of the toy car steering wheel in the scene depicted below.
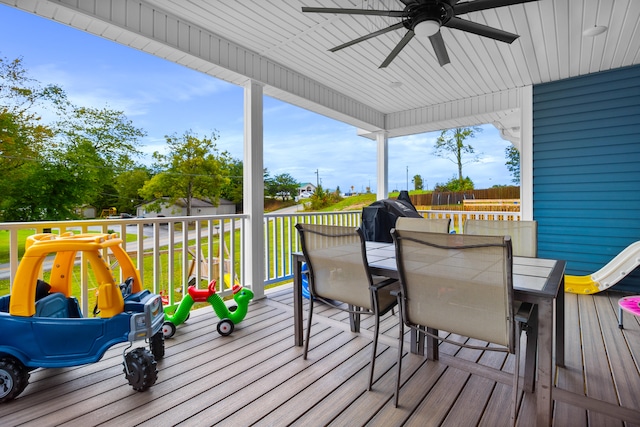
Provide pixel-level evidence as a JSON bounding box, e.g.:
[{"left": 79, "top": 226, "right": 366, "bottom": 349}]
[{"left": 119, "top": 277, "right": 134, "bottom": 298}]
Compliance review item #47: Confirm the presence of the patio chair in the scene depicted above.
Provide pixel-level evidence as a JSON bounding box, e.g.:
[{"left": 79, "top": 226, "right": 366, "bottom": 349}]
[
  {"left": 395, "top": 217, "right": 451, "bottom": 233},
  {"left": 390, "top": 230, "right": 534, "bottom": 425},
  {"left": 464, "top": 219, "right": 538, "bottom": 257},
  {"left": 295, "top": 223, "right": 398, "bottom": 391}
]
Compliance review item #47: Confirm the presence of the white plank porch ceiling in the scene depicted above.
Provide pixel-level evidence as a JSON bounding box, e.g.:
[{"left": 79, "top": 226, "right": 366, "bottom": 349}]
[{"left": 4, "top": 0, "right": 640, "bottom": 138}]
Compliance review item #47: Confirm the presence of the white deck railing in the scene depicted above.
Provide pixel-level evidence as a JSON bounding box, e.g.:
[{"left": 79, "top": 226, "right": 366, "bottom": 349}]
[{"left": 0, "top": 208, "right": 519, "bottom": 312}]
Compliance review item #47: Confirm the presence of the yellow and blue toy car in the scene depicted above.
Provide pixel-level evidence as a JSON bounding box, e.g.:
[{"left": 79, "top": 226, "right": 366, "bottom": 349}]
[{"left": 0, "top": 232, "right": 164, "bottom": 402}]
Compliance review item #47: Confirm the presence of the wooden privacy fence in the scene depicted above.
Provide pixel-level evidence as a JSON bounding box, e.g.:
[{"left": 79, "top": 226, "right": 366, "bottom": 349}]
[
  {"left": 462, "top": 199, "right": 520, "bottom": 212},
  {"left": 410, "top": 186, "right": 520, "bottom": 208}
]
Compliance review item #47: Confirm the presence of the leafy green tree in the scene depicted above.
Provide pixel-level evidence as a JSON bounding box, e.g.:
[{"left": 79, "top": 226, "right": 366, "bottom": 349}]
[
  {"left": 0, "top": 56, "right": 147, "bottom": 220},
  {"left": 412, "top": 174, "right": 423, "bottom": 190},
  {"left": 305, "top": 185, "right": 343, "bottom": 210},
  {"left": 505, "top": 145, "right": 520, "bottom": 184},
  {"left": 266, "top": 173, "right": 299, "bottom": 201},
  {"left": 0, "top": 57, "right": 64, "bottom": 219},
  {"left": 2, "top": 156, "right": 91, "bottom": 221},
  {"left": 115, "top": 167, "right": 152, "bottom": 214},
  {"left": 263, "top": 169, "right": 273, "bottom": 197},
  {"left": 54, "top": 105, "right": 146, "bottom": 211},
  {"left": 56, "top": 106, "right": 144, "bottom": 168},
  {"left": 433, "top": 127, "right": 481, "bottom": 184},
  {"left": 309, "top": 185, "right": 328, "bottom": 210},
  {"left": 446, "top": 176, "right": 474, "bottom": 191},
  {"left": 139, "top": 131, "right": 228, "bottom": 216},
  {"left": 219, "top": 155, "right": 243, "bottom": 204},
  {"left": 434, "top": 176, "right": 475, "bottom": 192}
]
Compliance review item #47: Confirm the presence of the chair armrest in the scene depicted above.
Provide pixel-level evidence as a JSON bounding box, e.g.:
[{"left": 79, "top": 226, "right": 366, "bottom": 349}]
[{"left": 370, "top": 277, "right": 398, "bottom": 292}]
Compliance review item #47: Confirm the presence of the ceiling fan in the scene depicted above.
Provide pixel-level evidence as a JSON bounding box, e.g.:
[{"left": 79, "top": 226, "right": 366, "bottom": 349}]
[{"left": 302, "top": 0, "right": 537, "bottom": 68}]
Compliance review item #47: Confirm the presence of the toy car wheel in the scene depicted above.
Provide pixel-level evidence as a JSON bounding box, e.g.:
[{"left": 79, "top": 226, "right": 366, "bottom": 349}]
[
  {"left": 150, "top": 331, "right": 165, "bottom": 360},
  {"left": 0, "top": 357, "right": 30, "bottom": 403},
  {"left": 162, "top": 321, "right": 176, "bottom": 339},
  {"left": 123, "top": 348, "right": 157, "bottom": 392},
  {"left": 217, "top": 319, "right": 234, "bottom": 336}
]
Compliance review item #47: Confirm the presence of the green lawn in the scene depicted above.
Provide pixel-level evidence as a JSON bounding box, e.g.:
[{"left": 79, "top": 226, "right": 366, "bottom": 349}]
[{"left": 0, "top": 229, "right": 36, "bottom": 261}]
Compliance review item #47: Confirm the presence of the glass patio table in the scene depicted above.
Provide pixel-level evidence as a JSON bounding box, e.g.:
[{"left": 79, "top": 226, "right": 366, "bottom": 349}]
[{"left": 292, "top": 241, "right": 566, "bottom": 426}]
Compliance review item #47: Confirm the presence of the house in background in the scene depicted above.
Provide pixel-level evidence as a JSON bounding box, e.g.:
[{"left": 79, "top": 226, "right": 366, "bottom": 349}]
[
  {"left": 136, "top": 197, "right": 236, "bottom": 218},
  {"left": 75, "top": 205, "right": 96, "bottom": 219},
  {"left": 298, "top": 183, "right": 316, "bottom": 197}
]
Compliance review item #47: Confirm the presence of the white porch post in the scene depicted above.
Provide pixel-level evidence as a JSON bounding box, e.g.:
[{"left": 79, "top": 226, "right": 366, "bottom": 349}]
[
  {"left": 243, "top": 80, "right": 265, "bottom": 299},
  {"left": 520, "top": 86, "right": 534, "bottom": 221},
  {"left": 376, "top": 131, "right": 389, "bottom": 200}
]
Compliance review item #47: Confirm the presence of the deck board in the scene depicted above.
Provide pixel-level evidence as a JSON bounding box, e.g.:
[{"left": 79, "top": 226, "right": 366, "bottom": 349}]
[
  {"left": 553, "top": 292, "right": 588, "bottom": 426},
  {"left": 0, "top": 286, "right": 639, "bottom": 426},
  {"left": 579, "top": 294, "right": 625, "bottom": 427}
]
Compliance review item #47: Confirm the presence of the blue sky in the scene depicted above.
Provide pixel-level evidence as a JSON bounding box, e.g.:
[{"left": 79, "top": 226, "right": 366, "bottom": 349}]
[{"left": 0, "top": 5, "right": 514, "bottom": 193}]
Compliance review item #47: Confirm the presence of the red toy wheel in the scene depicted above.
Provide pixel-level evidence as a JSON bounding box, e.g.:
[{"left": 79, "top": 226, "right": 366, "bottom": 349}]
[
  {"left": 217, "top": 319, "right": 234, "bottom": 336},
  {"left": 162, "top": 321, "right": 176, "bottom": 339}
]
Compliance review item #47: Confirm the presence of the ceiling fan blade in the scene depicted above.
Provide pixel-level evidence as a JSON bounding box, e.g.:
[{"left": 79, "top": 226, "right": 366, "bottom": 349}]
[
  {"left": 454, "top": 0, "right": 538, "bottom": 15},
  {"left": 429, "top": 32, "right": 450, "bottom": 66},
  {"left": 445, "top": 17, "right": 519, "bottom": 43},
  {"left": 330, "top": 22, "right": 405, "bottom": 52},
  {"left": 380, "top": 31, "right": 415, "bottom": 68},
  {"left": 301, "top": 7, "right": 405, "bottom": 18}
]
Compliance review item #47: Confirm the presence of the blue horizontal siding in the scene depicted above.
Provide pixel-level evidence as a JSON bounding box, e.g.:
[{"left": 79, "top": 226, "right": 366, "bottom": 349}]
[{"left": 533, "top": 65, "right": 640, "bottom": 292}]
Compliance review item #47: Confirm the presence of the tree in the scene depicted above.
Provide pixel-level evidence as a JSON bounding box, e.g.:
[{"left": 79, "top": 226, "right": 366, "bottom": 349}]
[
  {"left": 433, "top": 176, "right": 475, "bottom": 192},
  {"left": 115, "top": 167, "right": 152, "bottom": 214},
  {"left": 433, "top": 127, "right": 481, "bottom": 183},
  {"left": 56, "top": 106, "right": 145, "bottom": 168},
  {"left": 446, "top": 176, "right": 474, "bottom": 192},
  {"left": 0, "top": 56, "right": 148, "bottom": 220},
  {"left": 505, "top": 145, "right": 520, "bottom": 184},
  {"left": 139, "top": 131, "right": 228, "bottom": 216},
  {"left": 412, "top": 174, "right": 423, "bottom": 191},
  {"left": 309, "top": 185, "right": 328, "bottom": 210},
  {"left": 0, "top": 57, "right": 64, "bottom": 220},
  {"left": 265, "top": 173, "right": 299, "bottom": 201},
  {"left": 1, "top": 156, "right": 92, "bottom": 221},
  {"left": 219, "top": 155, "right": 243, "bottom": 204},
  {"left": 54, "top": 105, "right": 146, "bottom": 211}
]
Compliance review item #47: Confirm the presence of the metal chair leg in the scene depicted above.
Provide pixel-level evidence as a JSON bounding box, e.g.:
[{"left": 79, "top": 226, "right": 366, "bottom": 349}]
[
  {"left": 394, "top": 304, "right": 404, "bottom": 407},
  {"left": 619, "top": 305, "right": 624, "bottom": 329},
  {"left": 368, "top": 315, "right": 380, "bottom": 391},
  {"left": 303, "top": 299, "right": 314, "bottom": 359},
  {"left": 511, "top": 325, "right": 522, "bottom": 427}
]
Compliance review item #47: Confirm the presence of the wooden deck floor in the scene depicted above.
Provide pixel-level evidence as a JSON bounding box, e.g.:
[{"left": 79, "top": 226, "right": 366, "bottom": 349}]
[{"left": 1, "top": 286, "right": 639, "bottom": 426}]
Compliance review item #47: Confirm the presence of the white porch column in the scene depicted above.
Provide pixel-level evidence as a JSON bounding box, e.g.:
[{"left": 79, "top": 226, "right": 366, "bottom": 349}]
[
  {"left": 376, "top": 131, "right": 389, "bottom": 200},
  {"left": 520, "top": 86, "right": 533, "bottom": 221},
  {"left": 243, "top": 80, "right": 265, "bottom": 299}
]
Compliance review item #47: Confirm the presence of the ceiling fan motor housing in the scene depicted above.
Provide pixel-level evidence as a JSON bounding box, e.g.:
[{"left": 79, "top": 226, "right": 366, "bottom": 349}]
[{"left": 403, "top": 1, "right": 454, "bottom": 31}]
